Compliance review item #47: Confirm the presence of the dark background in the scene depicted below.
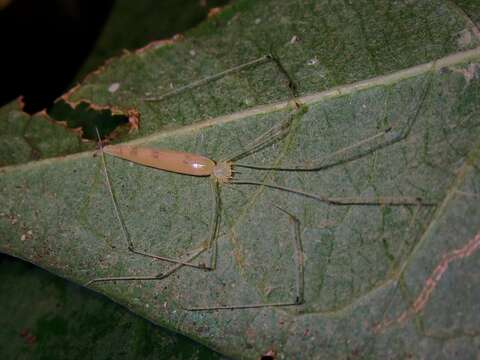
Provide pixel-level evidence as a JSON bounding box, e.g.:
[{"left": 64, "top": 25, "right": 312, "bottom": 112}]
[{"left": 0, "top": 0, "right": 114, "bottom": 113}]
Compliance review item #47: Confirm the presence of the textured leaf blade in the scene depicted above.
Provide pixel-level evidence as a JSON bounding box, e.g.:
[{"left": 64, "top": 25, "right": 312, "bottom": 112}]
[{"left": 1, "top": 1, "right": 480, "bottom": 359}]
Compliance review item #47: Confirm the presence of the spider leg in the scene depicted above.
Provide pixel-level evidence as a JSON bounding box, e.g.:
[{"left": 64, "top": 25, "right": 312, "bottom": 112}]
[
  {"left": 184, "top": 205, "right": 305, "bottom": 311},
  {"left": 85, "top": 131, "right": 223, "bottom": 287}
]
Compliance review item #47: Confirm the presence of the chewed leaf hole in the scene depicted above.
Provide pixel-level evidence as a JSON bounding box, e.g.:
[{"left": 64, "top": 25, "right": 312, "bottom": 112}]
[{"left": 48, "top": 100, "right": 129, "bottom": 141}]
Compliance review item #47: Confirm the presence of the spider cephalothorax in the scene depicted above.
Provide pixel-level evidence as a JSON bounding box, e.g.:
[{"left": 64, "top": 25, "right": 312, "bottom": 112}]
[{"left": 212, "top": 160, "right": 233, "bottom": 183}]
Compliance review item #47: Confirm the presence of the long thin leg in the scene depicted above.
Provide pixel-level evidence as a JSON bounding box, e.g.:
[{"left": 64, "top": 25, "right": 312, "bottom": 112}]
[
  {"left": 185, "top": 205, "right": 304, "bottom": 311},
  {"left": 235, "top": 68, "right": 435, "bottom": 172},
  {"left": 234, "top": 125, "right": 396, "bottom": 172},
  {"left": 141, "top": 53, "right": 303, "bottom": 164},
  {"left": 222, "top": 107, "right": 305, "bottom": 163},
  {"left": 142, "top": 55, "right": 273, "bottom": 102},
  {"left": 230, "top": 180, "right": 436, "bottom": 206},
  {"left": 221, "top": 53, "right": 304, "bottom": 163},
  {"left": 142, "top": 52, "right": 301, "bottom": 105},
  {"left": 228, "top": 73, "right": 437, "bottom": 207},
  {"left": 268, "top": 52, "right": 300, "bottom": 99},
  {"left": 204, "top": 178, "right": 222, "bottom": 271},
  {"left": 85, "top": 129, "right": 223, "bottom": 286},
  {"left": 85, "top": 246, "right": 206, "bottom": 286}
]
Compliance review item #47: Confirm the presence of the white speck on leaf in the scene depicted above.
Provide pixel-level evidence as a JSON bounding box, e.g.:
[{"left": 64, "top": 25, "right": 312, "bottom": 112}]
[
  {"left": 108, "top": 83, "right": 120, "bottom": 93},
  {"left": 5, "top": 213, "right": 19, "bottom": 225},
  {"left": 20, "top": 230, "right": 33, "bottom": 241},
  {"left": 254, "top": 18, "right": 261, "bottom": 24},
  {"left": 290, "top": 35, "right": 300, "bottom": 44},
  {"left": 307, "top": 57, "right": 319, "bottom": 66}
]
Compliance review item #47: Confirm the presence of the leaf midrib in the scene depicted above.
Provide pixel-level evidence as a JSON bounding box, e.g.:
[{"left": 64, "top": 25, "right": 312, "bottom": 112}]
[{"left": 1, "top": 47, "right": 479, "bottom": 176}]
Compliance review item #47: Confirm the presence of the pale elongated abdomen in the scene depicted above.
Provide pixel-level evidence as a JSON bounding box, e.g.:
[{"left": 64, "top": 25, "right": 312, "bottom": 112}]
[{"left": 103, "top": 145, "right": 215, "bottom": 176}]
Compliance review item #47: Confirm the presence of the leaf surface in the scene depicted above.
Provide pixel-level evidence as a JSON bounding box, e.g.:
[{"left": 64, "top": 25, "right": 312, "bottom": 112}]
[{"left": 1, "top": 1, "right": 480, "bottom": 358}]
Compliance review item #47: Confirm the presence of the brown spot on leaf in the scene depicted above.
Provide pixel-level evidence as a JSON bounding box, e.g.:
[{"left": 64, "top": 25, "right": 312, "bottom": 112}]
[
  {"left": 208, "top": 7, "right": 222, "bottom": 18},
  {"left": 453, "top": 63, "right": 480, "bottom": 84},
  {"left": 245, "top": 326, "right": 256, "bottom": 342},
  {"left": 125, "top": 108, "right": 140, "bottom": 132},
  {"left": 135, "top": 35, "right": 184, "bottom": 55},
  {"left": 374, "top": 232, "right": 480, "bottom": 333},
  {"left": 20, "top": 328, "right": 37, "bottom": 345},
  {"left": 1, "top": 212, "right": 19, "bottom": 225},
  {"left": 261, "top": 349, "right": 276, "bottom": 360},
  {"left": 17, "top": 96, "right": 25, "bottom": 110}
]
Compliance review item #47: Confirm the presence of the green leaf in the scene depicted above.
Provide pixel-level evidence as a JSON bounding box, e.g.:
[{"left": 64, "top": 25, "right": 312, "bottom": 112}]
[
  {"left": 1, "top": 1, "right": 480, "bottom": 359},
  {"left": 0, "top": 99, "right": 88, "bottom": 167},
  {"left": 0, "top": 256, "right": 226, "bottom": 359},
  {"left": 75, "top": 0, "right": 230, "bottom": 81}
]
